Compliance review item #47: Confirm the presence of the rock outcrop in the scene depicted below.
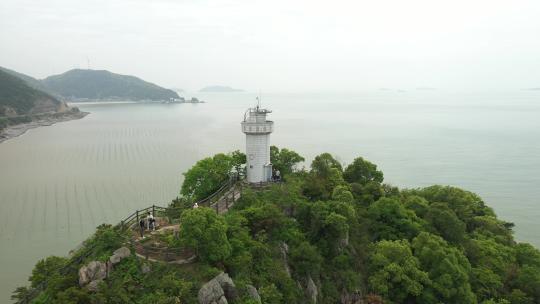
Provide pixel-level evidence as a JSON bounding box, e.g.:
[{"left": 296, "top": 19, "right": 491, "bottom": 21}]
[
  {"left": 87, "top": 279, "right": 103, "bottom": 292},
  {"left": 340, "top": 289, "right": 363, "bottom": 304},
  {"left": 279, "top": 242, "right": 291, "bottom": 277},
  {"left": 109, "top": 246, "right": 130, "bottom": 265},
  {"left": 306, "top": 275, "right": 318, "bottom": 304},
  {"left": 79, "top": 261, "right": 107, "bottom": 287},
  {"left": 142, "top": 263, "right": 151, "bottom": 274},
  {"left": 78, "top": 247, "right": 131, "bottom": 292},
  {"left": 246, "top": 285, "right": 262, "bottom": 303},
  {"left": 198, "top": 272, "right": 237, "bottom": 304}
]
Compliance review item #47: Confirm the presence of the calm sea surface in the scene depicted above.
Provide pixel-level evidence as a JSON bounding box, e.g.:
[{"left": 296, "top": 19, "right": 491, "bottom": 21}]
[{"left": 0, "top": 91, "right": 539, "bottom": 300}]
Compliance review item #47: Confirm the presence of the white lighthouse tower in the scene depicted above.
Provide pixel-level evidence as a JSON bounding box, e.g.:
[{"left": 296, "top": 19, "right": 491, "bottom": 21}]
[{"left": 241, "top": 103, "right": 274, "bottom": 183}]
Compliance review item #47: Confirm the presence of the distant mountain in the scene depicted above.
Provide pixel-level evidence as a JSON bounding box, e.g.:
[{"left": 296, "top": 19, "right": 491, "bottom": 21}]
[
  {"left": 42, "top": 69, "right": 179, "bottom": 101},
  {"left": 0, "top": 68, "right": 65, "bottom": 116},
  {"left": 199, "top": 85, "right": 244, "bottom": 92}
]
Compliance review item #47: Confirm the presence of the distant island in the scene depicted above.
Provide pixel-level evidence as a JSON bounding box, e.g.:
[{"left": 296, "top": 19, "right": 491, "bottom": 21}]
[
  {"left": 0, "top": 68, "right": 87, "bottom": 143},
  {"left": 199, "top": 85, "right": 244, "bottom": 92},
  {"left": 43, "top": 69, "right": 179, "bottom": 101}
]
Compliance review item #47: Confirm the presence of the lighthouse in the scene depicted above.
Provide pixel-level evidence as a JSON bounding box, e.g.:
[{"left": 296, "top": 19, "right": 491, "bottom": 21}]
[{"left": 241, "top": 104, "right": 274, "bottom": 183}]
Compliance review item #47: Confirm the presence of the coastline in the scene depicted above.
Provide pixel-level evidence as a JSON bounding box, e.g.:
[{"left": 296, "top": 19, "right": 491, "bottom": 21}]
[{"left": 0, "top": 111, "right": 89, "bottom": 144}]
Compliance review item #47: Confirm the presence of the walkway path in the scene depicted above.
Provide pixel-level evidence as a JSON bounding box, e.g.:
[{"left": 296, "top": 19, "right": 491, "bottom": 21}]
[
  {"left": 209, "top": 182, "right": 243, "bottom": 214},
  {"left": 132, "top": 181, "right": 244, "bottom": 264}
]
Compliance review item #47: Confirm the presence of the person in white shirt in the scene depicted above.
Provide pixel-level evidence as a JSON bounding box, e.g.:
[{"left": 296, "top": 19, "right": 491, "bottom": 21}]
[
  {"left": 147, "top": 212, "right": 155, "bottom": 231},
  {"left": 193, "top": 202, "right": 199, "bottom": 209}
]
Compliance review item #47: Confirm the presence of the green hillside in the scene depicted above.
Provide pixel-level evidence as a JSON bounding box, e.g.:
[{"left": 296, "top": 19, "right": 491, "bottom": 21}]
[
  {"left": 0, "top": 66, "right": 57, "bottom": 96},
  {"left": 0, "top": 69, "right": 61, "bottom": 116},
  {"left": 43, "top": 69, "right": 179, "bottom": 101}
]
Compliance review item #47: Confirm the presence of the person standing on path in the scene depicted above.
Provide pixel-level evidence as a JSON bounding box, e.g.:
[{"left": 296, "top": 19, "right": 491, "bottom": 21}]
[
  {"left": 147, "top": 212, "right": 156, "bottom": 231},
  {"left": 139, "top": 218, "right": 145, "bottom": 238}
]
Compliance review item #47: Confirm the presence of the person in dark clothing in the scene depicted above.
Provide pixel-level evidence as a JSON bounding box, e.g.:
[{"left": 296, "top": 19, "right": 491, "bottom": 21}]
[{"left": 139, "top": 218, "right": 145, "bottom": 238}]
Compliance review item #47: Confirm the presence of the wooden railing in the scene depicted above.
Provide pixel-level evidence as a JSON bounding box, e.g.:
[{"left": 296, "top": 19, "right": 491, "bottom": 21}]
[
  {"left": 118, "top": 175, "right": 241, "bottom": 230},
  {"left": 118, "top": 205, "right": 168, "bottom": 230}
]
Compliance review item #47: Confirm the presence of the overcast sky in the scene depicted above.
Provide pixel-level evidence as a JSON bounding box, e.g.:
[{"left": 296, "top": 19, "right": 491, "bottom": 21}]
[{"left": 1, "top": 0, "right": 539, "bottom": 92}]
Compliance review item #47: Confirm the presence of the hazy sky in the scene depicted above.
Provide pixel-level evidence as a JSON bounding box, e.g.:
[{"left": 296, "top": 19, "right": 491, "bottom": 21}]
[{"left": 1, "top": 0, "right": 539, "bottom": 92}]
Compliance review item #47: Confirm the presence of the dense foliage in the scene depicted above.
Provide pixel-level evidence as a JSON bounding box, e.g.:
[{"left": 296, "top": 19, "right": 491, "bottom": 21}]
[{"left": 18, "top": 148, "right": 540, "bottom": 304}]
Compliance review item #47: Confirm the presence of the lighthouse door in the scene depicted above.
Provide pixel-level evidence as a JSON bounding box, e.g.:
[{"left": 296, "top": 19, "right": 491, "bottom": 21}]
[{"left": 264, "top": 164, "right": 273, "bottom": 182}]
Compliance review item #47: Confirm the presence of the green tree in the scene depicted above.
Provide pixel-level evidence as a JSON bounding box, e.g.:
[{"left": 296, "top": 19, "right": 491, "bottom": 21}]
[
  {"left": 29, "top": 256, "right": 67, "bottom": 288},
  {"left": 506, "top": 289, "right": 534, "bottom": 304},
  {"left": 89, "top": 224, "right": 125, "bottom": 256},
  {"left": 350, "top": 181, "right": 384, "bottom": 205},
  {"left": 230, "top": 150, "right": 247, "bottom": 175},
  {"left": 511, "top": 244, "right": 540, "bottom": 302},
  {"left": 467, "top": 237, "right": 515, "bottom": 278},
  {"left": 367, "top": 198, "right": 422, "bottom": 241},
  {"left": 270, "top": 146, "right": 305, "bottom": 177},
  {"left": 310, "top": 153, "right": 343, "bottom": 177},
  {"left": 412, "top": 232, "right": 476, "bottom": 304},
  {"left": 425, "top": 202, "right": 467, "bottom": 244},
  {"left": 324, "top": 212, "right": 349, "bottom": 241},
  {"left": 368, "top": 240, "right": 430, "bottom": 303},
  {"left": 514, "top": 243, "right": 540, "bottom": 268},
  {"left": 481, "top": 299, "right": 510, "bottom": 304},
  {"left": 290, "top": 241, "right": 323, "bottom": 276},
  {"left": 27, "top": 256, "right": 78, "bottom": 303},
  {"left": 403, "top": 195, "right": 430, "bottom": 218},
  {"left": 343, "top": 157, "right": 383, "bottom": 185},
  {"left": 412, "top": 185, "right": 495, "bottom": 229},
  {"left": 514, "top": 266, "right": 540, "bottom": 302},
  {"left": 471, "top": 267, "right": 504, "bottom": 301},
  {"left": 179, "top": 207, "right": 232, "bottom": 263},
  {"left": 331, "top": 185, "right": 354, "bottom": 203},
  {"left": 181, "top": 153, "right": 234, "bottom": 201},
  {"left": 55, "top": 287, "right": 91, "bottom": 304},
  {"left": 304, "top": 153, "right": 345, "bottom": 200},
  {"left": 259, "top": 284, "right": 283, "bottom": 304},
  {"left": 471, "top": 215, "right": 513, "bottom": 245}
]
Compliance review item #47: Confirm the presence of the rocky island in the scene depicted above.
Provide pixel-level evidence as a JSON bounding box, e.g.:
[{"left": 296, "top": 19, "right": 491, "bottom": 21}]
[{"left": 12, "top": 147, "right": 540, "bottom": 304}]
